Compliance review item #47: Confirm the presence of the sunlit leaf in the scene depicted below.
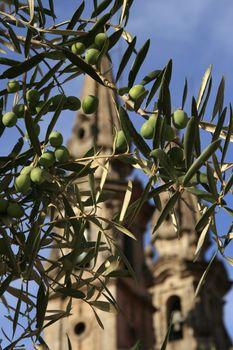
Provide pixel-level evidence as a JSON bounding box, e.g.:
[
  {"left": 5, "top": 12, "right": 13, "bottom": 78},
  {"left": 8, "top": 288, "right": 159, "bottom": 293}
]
[
  {"left": 128, "top": 39, "right": 150, "bottom": 87},
  {"left": 196, "top": 64, "right": 212, "bottom": 110},
  {"left": 212, "top": 76, "right": 225, "bottom": 120},
  {"left": 119, "top": 107, "right": 151, "bottom": 158},
  {"left": 116, "top": 36, "right": 136, "bottom": 82},
  {"left": 152, "top": 191, "right": 180, "bottom": 234},
  {"left": 183, "top": 139, "right": 221, "bottom": 186}
]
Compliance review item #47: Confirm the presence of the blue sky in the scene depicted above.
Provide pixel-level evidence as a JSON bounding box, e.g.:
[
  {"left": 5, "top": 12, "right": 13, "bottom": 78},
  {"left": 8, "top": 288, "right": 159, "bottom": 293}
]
[{"left": 0, "top": 0, "right": 233, "bottom": 346}]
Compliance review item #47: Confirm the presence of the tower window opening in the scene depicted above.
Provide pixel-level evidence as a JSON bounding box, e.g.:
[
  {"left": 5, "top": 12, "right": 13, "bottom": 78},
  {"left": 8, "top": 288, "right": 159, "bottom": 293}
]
[
  {"left": 78, "top": 127, "right": 85, "bottom": 139},
  {"left": 167, "top": 295, "right": 183, "bottom": 341},
  {"left": 74, "top": 322, "right": 86, "bottom": 336}
]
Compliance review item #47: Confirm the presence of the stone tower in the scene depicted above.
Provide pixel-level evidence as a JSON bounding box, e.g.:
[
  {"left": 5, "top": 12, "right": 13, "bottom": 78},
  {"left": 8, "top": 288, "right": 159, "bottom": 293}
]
[
  {"left": 44, "top": 57, "right": 155, "bottom": 350},
  {"left": 150, "top": 190, "right": 232, "bottom": 350}
]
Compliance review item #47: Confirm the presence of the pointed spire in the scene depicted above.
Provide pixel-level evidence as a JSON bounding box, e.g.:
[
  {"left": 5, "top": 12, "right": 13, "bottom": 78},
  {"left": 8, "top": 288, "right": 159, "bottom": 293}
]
[
  {"left": 67, "top": 56, "right": 131, "bottom": 180},
  {"left": 67, "top": 56, "right": 120, "bottom": 158}
]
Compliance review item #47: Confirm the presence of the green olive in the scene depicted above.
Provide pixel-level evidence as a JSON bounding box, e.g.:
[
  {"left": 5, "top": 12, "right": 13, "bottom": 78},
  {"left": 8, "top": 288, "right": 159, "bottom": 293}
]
[
  {"left": 82, "top": 95, "right": 99, "bottom": 114},
  {"left": 7, "top": 203, "right": 24, "bottom": 218},
  {"left": 55, "top": 146, "right": 70, "bottom": 163},
  {"left": 7, "top": 80, "right": 20, "bottom": 93},
  {"left": 141, "top": 120, "right": 154, "bottom": 139},
  {"left": 2, "top": 112, "right": 17, "bottom": 127},
  {"left": 129, "top": 84, "right": 146, "bottom": 102},
  {"left": 172, "top": 109, "right": 189, "bottom": 129},
  {"left": 49, "top": 131, "right": 63, "bottom": 148}
]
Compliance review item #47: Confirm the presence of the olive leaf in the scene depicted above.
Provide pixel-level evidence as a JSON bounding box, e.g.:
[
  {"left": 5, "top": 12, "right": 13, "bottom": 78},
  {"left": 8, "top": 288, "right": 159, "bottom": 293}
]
[{"left": 183, "top": 139, "right": 221, "bottom": 186}]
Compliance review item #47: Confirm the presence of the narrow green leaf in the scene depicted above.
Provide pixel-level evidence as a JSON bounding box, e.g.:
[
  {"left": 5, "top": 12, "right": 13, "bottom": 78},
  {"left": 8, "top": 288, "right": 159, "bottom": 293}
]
[
  {"left": 119, "top": 0, "right": 128, "bottom": 25},
  {"left": 44, "top": 95, "right": 66, "bottom": 144},
  {"left": 195, "top": 203, "right": 217, "bottom": 232},
  {"left": 108, "top": 28, "right": 123, "bottom": 50},
  {"left": 194, "top": 219, "right": 211, "bottom": 259},
  {"left": 89, "top": 172, "right": 96, "bottom": 208},
  {"left": 91, "top": 307, "right": 104, "bottom": 329},
  {"left": 195, "top": 250, "right": 217, "bottom": 297},
  {"left": 160, "top": 313, "right": 173, "bottom": 350},
  {"left": 101, "top": 216, "right": 137, "bottom": 240},
  {"left": 221, "top": 104, "right": 233, "bottom": 164},
  {"left": 7, "top": 286, "right": 35, "bottom": 306},
  {"left": 24, "top": 27, "right": 33, "bottom": 58},
  {"left": 119, "top": 107, "right": 151, "bottom": 158},
  {"left": 224, "top": 207, "right": 233, "bottom": 218},
  {"left": 129, "top": 177, "right": 153, "bottom": 225},
  {"left": 1, "top": 53, "right": 45, "bottom": 79},
  {"left": 151, "top": 148, "right": 172, "bottom": 172},
  {"left": 152, "top": 114, "right": 162, "bottom": 150},
  {"left": 183, "top": 139, "right": 221, "bottom": 186},
  {"left": 0, "top": 274, "right": 12, "bottom": 298},
  {"left": 212, "top": 107, "right": 227, "bottom": 142},
  {"left": 0, "top": 228, "right": 18, "bottom": 272},
  {"left": 36, "top": 283, "right": 48, "bottom": 330},
  {"left": 13, "top": 0, "right": 19, "bottom": 12},
  {"left": 199, "top": 76, "right": 212, "bottom": 120},
  {"left": 206, "top": 164, "right": 218, "bottom": 197},
  {"left": 57, "top": 287, "right": 85, "bottom": 299},
  {"left": 67, "top": 1, "right": 85, "bottom": 30},
  {"left": 119, "top": 180, "right": 133, "bottom": 222},
  {"left": 152, "top": 191, "right": 180, "bottom": 234},
  {"left": 0, "top": 57, "right": 20, "bottom": 66},
  {"left": 88, "top": 12, "right": 111, "bottom": 39},
  {"left": 48, "top": 0, "right": 56, "bottom": 19},
  {"left": 28, "top": 0, "right": 35, "bottom": 21},
  {"left": 37, "top": 0, "right": 46, "bottom": 27},
  {"left": 146, "top": 70, "right": 164, "bottom": 107},
  {"left": 212, "top": 76, "right": 225, "bottom": 120},
  {"left": 64, "top": 50, "right": 104, "bottom": 86},
  {"left": 128, "top": 39, "right": 150, "bottom": 87},
  {"left": 181, "top": 78, "right": 188, "bottom": 109},
  {"left": 224, "top": 171, "right": 233, "bottom": 195},
  {"left": 12, "top": 286, "right": 22, "bottom": 337},
  {"left": 67, "top": 334, "right": 73, "bottom": 350},
  {"left": 90, "top": 301, "right": 117, "bottom": 313},
  {"left": 91, "top": 0, "right": 112, "bottom": 17},
  {"left": 196, "top": 64, "right": 212, "bottom": 110},
  {"left": 8, "top": 26, "right": 21, "bottom": 53},
  {"left": 158, "top": 60, "right": 172, "bottom": 117},
  {"left": 36, "top": 61, "right": 63, "bottom": 90},
  {"left": 185, "top": 187, "right": 216, "bottom": 203},
  {"left": 184, "top": 116, "right": 197, "bottom": 169},
  {"left": 116, "top": 36, "right": 136, "bottom": 82},
  {"left": 24, "top": 107, "right": 41, "bottom": 156},
  {"left": 140, "top": 70, "right": 161, "bottom": 86},
  {"left": 212, "top": 153, "right": 223, "bottom": 183},
  {"left": 62, "top": 196, "right": 82, "bottom": 247}
]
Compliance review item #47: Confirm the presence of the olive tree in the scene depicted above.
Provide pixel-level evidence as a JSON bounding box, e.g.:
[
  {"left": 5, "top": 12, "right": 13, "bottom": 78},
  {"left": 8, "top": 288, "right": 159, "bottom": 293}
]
[{"left": 0, "top": 1, "right": 232, "bottom": 349}]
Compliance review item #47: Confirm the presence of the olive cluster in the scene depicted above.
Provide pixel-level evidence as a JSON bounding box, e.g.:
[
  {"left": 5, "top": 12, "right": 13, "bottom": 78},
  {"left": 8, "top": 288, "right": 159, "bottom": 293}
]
[
  {"left": 71, "top": 32, "right": 109, "bottom": 66},
  {"left": 2, "top": 82, "right": 100, "bottom": 132},
  {"left": 14, "top": 131, "right": 70, "bottom": 192},
  {"left": 0, "top": 198, "right": 24, "bottom": 219}
]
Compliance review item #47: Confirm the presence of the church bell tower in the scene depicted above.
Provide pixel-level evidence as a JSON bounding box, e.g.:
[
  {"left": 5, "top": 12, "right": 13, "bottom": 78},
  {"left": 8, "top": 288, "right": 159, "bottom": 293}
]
[
  {"left": 44, "top": 57, "right": 155, "bottom": 350},
  {"left": 150, "top": 189, "right": 232, "bottom": 350}
]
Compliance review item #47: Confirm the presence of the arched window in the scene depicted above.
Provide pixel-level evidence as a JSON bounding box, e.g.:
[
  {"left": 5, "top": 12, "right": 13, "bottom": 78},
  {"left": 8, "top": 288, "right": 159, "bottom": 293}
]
[{"left": 167, "top": 295, "right": 183, "bottom": 341}]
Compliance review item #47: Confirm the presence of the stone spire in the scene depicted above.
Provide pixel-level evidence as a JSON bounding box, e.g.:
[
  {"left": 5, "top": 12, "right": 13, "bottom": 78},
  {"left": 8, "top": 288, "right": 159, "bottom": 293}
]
[
  {"left": 67, "top": 57, "right": 119, "bottom": 155},
  {"left": 67, "top": 56, "right": 130, "bottom": 180}
]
